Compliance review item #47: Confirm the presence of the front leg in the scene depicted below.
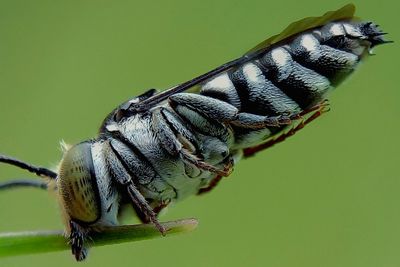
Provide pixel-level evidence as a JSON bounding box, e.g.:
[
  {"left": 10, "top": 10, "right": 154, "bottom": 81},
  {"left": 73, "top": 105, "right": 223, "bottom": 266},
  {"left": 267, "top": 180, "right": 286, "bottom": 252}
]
[
  {"left": 126, "top": 182, "right": 166, "bottom": 235},
  {"left": 106, "top": 140, "right": 166, "bottom": 235},
  {"left": 133, "top": 199, "right": 171, "bottom": 223},
  {"left": 69, "top": 220, "right": 89, "bottom": 261}
]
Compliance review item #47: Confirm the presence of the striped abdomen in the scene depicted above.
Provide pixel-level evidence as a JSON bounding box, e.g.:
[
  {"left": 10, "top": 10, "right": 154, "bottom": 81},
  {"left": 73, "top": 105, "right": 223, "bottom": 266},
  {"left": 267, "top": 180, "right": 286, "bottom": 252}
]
[{"left": 200, "top": 20, "right": 385, "bottom": 148}]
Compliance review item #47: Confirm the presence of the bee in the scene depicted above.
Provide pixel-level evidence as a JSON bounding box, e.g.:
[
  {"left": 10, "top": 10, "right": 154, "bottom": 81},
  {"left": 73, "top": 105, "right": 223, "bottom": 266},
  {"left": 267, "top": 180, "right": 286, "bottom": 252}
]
[{"left": 0, "top": 4, "right": 390, "bottom": 261}]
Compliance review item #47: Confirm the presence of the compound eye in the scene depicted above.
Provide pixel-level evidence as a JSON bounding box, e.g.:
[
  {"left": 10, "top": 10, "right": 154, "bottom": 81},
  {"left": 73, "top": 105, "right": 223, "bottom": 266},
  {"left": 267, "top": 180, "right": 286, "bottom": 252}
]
[{"left": 57, "top": 142, "right": 100, "bottom": 224}]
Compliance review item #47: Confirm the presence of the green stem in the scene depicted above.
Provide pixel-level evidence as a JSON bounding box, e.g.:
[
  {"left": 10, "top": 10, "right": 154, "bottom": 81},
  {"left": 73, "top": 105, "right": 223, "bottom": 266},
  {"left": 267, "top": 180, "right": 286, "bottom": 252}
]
[{"left": 0, "top": 218, "right": 198, "bottom": 258}]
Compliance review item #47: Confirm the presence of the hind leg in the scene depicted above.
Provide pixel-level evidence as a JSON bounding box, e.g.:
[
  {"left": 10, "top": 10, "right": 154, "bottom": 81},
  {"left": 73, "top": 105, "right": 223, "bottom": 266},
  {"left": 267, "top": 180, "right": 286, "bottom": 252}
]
[{"left": 243, "top": 100, "right": 330, "bottom": 157}]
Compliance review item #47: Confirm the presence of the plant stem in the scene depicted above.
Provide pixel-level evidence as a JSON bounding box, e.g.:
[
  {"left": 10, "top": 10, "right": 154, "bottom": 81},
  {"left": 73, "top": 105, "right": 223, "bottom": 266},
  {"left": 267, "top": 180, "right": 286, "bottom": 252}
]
[{"left": 0, "top": 218, "right": 198, "bottom": 258}]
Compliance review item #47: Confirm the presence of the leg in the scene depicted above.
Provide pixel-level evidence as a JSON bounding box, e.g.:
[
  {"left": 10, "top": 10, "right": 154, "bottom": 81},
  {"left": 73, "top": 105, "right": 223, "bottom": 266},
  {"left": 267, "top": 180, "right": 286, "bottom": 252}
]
[
  {"left": 243, "top": 100, "right": 330, "bottom": 157},
  {"left": 230, "top": 100, "right": 330, "bottom": 129},
  {"left": 152, "top": 199, "right": 170, "bottom": 216},
  {"left": 169, "top": 93, "right": 238, "bottom": 122},
  {"left": 127, "top": 182, "right": 166, "bottom": 235},
  {"left": 69, "top": 220, "right": 89, "bottom": 261},
  {"left": 169, "top": 94, "right": 235, "bottom": 142},
  {"left": 230, "top": 112, "right": 300, "bottom": 129},
  {"left": 196, "top": 154, "right": 235, "bottom": 195},
  {"left": 180, "top": 150, "right": 233, "bottom": 177},
  {"left": 106, "top": 141, "right": 166, "bottom": 235},
  {"left": 152, "top": 107, "right": 232, "bottom": 177},
  {"left": 197, "top": 175, "right": 223, "bottom": 195},
  {"left": 133, "top": 199, "right": 171, "bottom": 223}
]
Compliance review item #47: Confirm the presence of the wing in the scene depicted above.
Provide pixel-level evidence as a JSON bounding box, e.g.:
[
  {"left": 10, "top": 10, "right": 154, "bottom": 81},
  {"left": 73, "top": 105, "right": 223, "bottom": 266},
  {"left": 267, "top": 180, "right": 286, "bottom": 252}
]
[
  {"left": 245, "top": 4, "right": 355, "bottom": 54},
  {"left": 128, "top": 4, "right": 356, "bottom": 114}
]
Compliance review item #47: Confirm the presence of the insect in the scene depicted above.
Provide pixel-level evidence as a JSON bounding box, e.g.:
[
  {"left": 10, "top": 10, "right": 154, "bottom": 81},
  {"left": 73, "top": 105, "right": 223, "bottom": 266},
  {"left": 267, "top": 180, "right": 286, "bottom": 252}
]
[{"left": 0, "top": 4, "right": 390, "bottom": 261}]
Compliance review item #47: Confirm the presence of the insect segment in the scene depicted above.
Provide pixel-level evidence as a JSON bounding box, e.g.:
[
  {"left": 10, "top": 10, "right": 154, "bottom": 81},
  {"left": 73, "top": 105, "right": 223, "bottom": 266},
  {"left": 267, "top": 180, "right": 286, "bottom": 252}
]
[
  {"left": 0, "top": 5, "right": 389, "bottom": 261},
  {"left": 199, "top": 20, "right": 389, "bottom": 154}
]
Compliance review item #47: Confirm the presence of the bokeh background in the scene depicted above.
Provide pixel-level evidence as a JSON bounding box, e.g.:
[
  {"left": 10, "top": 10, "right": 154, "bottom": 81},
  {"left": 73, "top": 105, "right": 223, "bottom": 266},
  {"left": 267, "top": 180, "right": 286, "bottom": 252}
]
[{"left": 0, "top": 0, "right": 398, "bottom": 266}]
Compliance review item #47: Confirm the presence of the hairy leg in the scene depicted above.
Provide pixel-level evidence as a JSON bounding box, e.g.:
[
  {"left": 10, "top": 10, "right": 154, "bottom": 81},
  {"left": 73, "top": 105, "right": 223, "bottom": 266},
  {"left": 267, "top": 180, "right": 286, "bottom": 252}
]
[{"left": 243, "top": 100, "right": 330, "bottom": 157}]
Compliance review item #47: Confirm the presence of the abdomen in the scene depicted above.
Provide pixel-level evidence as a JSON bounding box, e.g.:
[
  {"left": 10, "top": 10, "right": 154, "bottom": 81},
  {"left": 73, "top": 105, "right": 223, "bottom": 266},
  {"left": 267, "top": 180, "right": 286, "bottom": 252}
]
[{"left": 200, "top": 20, "right": 377, "bottom": 149}]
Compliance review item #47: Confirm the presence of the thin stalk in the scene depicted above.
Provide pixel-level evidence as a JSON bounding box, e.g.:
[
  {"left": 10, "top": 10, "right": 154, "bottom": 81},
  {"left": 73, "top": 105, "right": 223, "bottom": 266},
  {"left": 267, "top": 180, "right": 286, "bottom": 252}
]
[{"left": 0, "top": 218, "right": 198, "bottom": 258}]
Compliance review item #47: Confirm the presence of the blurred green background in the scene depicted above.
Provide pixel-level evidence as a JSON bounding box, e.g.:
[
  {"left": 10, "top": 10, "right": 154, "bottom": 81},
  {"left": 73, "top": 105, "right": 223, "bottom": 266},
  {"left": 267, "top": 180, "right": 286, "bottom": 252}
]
[{"left": 0, "top": 0, "right": 398, "bottom": 266}]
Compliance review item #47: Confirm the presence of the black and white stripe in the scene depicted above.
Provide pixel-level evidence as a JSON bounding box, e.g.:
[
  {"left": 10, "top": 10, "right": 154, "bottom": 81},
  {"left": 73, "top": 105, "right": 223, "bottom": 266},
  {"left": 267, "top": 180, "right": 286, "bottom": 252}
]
[
  {"left": 197, "top": 21, "right": 377, "bottom": 147},
  {"left": 200, "top": 22, "right": 372, "bottom": 110}
]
